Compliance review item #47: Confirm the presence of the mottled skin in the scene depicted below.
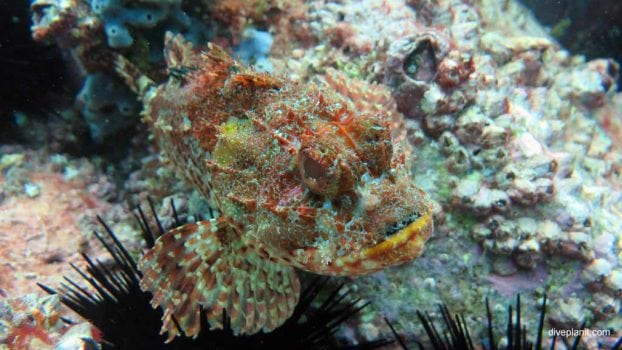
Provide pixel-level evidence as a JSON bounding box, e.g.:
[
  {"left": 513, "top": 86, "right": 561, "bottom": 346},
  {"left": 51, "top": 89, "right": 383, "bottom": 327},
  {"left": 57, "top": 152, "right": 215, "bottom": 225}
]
[{"left": 118, "top": 33, "right": 433, "bottom": 340}]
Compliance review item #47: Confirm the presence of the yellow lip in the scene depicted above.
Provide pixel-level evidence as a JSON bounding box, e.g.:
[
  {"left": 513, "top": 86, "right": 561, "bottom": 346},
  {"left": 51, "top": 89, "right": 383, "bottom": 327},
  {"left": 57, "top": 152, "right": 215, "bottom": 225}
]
[
  {"left": 323, "top": 211, "right": 433, "bottom": 275},
  {"left": 294, "top": 211, "right": 433, "bottom": 276},
  {"left": 362, "top": 212, "right": 433, "bottom": 260}
]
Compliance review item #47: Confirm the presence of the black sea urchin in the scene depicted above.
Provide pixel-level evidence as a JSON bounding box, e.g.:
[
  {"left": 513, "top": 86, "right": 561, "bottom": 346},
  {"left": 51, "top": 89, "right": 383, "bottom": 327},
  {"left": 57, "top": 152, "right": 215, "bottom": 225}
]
[
  {"left": 38, "top": 199, "right": 393, "bottom": 349},
  {"left": 387, "top": 294, "right": 622, "bottom": 350}
]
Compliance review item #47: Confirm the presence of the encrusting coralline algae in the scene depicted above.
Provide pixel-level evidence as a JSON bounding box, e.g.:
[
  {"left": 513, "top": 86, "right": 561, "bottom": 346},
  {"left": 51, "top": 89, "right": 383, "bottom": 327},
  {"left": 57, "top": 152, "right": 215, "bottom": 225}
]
[{"left": 1, "top": 0, "right": 619, "bottom": 347}]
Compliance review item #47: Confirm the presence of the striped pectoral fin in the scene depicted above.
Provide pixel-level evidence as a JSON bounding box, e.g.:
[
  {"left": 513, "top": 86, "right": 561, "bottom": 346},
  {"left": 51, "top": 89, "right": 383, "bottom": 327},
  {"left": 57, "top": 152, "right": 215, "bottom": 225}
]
[
  {"left": 138, "top": 219, "right": 222, "bottom": 341},
  {"left": 207, "top": 244, "right": 300, "bottom": 335},
  {"left": 137, "top": 218, "right": 300, "bottom": 342}
]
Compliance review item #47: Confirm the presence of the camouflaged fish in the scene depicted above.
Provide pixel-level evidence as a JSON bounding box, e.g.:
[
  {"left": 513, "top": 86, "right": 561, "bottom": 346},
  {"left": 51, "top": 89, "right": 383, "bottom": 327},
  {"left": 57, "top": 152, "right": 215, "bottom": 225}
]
[{"left": 116, "top": 33, "right": 433, "bottom": 341}]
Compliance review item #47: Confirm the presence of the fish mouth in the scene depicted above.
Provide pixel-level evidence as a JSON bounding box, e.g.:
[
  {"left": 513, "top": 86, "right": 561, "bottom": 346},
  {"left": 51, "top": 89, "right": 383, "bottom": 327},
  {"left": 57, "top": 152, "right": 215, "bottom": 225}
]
[
  {"left": 383, "top": 211, "right": 422, "bottom": 238},
  {"left": 329, "top": 210, "right": 433, "bottom": 276},
  {"left": 292, "top": 209, "right": 433, "bottom": 277},
  {"left": 363, "top": 211, "right": 433, "bottom": 260}
]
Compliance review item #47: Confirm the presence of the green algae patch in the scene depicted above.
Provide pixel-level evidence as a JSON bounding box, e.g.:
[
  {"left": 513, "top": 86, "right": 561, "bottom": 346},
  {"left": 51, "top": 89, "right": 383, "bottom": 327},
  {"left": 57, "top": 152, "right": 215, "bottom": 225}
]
[
  {"left": 449, "top": 211, "right": 479, "bottom": 232},
  {"left": 213, "top": 117, "right": 257, "bottom": 167}
]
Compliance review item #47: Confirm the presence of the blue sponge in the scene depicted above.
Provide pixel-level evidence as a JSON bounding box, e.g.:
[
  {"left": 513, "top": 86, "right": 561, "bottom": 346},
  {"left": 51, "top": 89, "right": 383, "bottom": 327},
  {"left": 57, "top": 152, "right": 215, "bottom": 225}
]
[
  {"left": 91, "top": 0, "right": 120, "bottom": 15},
  {"left": 77, "top": 73, "right": 139, "bottom": 141},
  {"left": 120, "top": 8, "right": 167, "bottom": 28},
  {"left": 105, "top": 21, "right": 133, "bottom": 48},
  {"left": 90, "top": 0, "right": 206, "bottom": 50},
  {"left": 235, "top": 28, "right": 274, "bottom": 73}
]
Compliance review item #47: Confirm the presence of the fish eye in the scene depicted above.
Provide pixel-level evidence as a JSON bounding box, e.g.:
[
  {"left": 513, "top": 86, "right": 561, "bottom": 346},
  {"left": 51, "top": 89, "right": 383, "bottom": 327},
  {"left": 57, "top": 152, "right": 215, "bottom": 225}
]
[{"left": 299, "top": 147, "right": 338, "bottom": 196}]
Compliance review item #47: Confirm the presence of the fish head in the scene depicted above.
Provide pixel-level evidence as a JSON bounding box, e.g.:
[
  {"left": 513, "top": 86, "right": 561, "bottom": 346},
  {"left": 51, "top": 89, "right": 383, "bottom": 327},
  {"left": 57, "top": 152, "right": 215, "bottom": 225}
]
[{"left": 253, "top": 107, "right": 433, "bottom": 276}]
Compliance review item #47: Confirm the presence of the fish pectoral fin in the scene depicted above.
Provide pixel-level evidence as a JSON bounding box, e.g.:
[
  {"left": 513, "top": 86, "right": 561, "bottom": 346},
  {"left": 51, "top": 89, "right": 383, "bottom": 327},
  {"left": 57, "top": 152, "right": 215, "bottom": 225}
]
[{"left": 137, "top": 218, "right": 300, "bottom": 342}]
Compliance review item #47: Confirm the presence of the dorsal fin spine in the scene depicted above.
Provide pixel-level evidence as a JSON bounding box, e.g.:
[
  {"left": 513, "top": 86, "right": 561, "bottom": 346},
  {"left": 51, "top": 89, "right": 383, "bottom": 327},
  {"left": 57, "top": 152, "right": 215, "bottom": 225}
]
[{"left": 113, "top": 53, "right": 156, "bottom": 102}]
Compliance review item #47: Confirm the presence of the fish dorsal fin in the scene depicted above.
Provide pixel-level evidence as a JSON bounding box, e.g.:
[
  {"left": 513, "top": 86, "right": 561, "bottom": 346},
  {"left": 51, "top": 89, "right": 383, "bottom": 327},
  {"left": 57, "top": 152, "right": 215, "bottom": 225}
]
[
  {"left": 163, "top": 31, "right": 203, "bottom": 72},
  {"left": 138, "top": 217, "right": 300, "bottom": 341},
  {"left": 114, "top": 53, "right": 156, "bottom": 101},
  {"left": 322, "top": 68, "right": 398, "bottom": 118},
  {"left": 164, "top": 34, "right": 235, "bottom": 77}
]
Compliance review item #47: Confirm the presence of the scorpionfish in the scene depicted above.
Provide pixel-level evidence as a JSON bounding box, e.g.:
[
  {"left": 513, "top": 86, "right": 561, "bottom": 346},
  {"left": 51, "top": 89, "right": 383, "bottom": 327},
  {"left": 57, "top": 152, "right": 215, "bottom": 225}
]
[{"left": 117, "top": 33, "right": 433, "bottom": 341}]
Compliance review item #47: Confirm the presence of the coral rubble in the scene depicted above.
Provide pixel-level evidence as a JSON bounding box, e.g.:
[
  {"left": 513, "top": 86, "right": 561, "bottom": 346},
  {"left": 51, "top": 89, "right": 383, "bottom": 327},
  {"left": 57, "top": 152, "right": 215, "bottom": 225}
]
[
  {"left": 0, "top": 294, "right": 100, "bottom": 349},
  {"left": 0, "top": 148, "right": 119, "bottom": 298}
]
